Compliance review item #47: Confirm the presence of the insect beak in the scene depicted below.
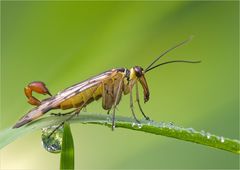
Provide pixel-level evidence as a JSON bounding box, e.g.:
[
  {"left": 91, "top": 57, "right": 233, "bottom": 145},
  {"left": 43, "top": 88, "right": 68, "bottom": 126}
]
[{"left": 138, "top": 75, "right": 150, "bottom": 103}]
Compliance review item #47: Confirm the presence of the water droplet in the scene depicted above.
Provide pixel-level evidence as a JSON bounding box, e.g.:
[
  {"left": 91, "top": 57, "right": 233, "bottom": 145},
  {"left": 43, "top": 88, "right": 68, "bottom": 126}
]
[
  {"left": 206, "top": 132, "right": 211, "bottom": 139},
  {"left": 220, "top": 136, "right": 225, "bottom": 143},
  {"left": 161, "top": 122, "right": 166, "bottom": 128},
  {"left": 177, "top": 127, "right": 183, "bottom": 132},
  {"left": 200, "top": 130, "right": 205, "bottom": 136},
  {"left": 187, "top": 128, "right": 195, "bottom": 133},
  {"left": 132, "top": 122, "right": 137, "bottom": 128},
  {"left": 132, "top": 122, "right": 142, "bottom": 129},
  {"left": 147, "top": 120, "right": 154, "bottom": 126},
  {"left": 137, "top": 123, "right": 142, "bottom": 129},
  {"left": 168, "top": 122, "right": 174, "bottom": 129},
  {"left": 41, "top": 125, "right": 63, "bottom": 153}
]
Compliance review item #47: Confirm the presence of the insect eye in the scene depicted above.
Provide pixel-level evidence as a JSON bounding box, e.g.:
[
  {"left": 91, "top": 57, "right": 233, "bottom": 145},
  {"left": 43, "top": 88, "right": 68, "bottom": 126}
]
[{"left": 134, "top": 66, "right": 143, "bottom": 77}]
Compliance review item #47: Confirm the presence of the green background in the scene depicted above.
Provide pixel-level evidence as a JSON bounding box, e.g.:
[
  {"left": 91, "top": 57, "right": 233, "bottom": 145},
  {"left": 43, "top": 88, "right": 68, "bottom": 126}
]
[{"left": 1, "top": 1, "right": 239, "bottom": 169}]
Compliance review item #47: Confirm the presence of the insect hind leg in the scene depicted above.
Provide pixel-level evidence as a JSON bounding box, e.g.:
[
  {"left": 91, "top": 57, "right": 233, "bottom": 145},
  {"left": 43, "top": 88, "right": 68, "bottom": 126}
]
[
  {"left": 48, "top": 85, "right": 99, "bottom": 138},
  {"left": 48, "top": 108, "right": 81, "bottom": 139},
  {"left": 50, "top": 109, "right": 77, "bottom": 116},
  {"left": 136, "top": 82, "right": 150, "bottom": 120}
]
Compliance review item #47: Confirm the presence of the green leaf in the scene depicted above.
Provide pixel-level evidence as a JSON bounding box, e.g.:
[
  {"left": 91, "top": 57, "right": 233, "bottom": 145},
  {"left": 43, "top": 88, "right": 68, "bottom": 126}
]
[
  {"left": 0, "top": 113, "right": 239, "bottom": 154},
  {"left": 60, "top": 123, "right": 74, "bottom": 170}
]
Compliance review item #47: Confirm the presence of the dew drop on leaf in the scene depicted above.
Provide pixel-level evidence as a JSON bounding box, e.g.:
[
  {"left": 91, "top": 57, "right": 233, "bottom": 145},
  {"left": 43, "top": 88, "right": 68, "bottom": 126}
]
[
  {"left": 41, "top": 125, "right": 64, "bottom": 153},
  {"left": 168, "top": 122, "right": 174, "bottom": 129},
  {"left": 137, "top": 123, "right": 143, "bottom": 129},
  {"left": 147, "top": 120, "right": 154, "bottom": 126},
  {"left": 131, "top": 122, "right": 142, "bottom": 129},
  {"left": 220, "top": 136, "right": 225, "bottom": 143},
  {"left": 161, "top": 122, "right": 166, "bottom": 128},
  {"left": 206, "top": 132, "right": 211, "bottom": 139},
  {"left": 187, "top": 128, "right": 195, "bottom": 133},
  {"left": 200, "top": 130, "right": 205, "bottom": 136},
  {"left": 132, "top": 122, "right": 137, "bottom": 128}
]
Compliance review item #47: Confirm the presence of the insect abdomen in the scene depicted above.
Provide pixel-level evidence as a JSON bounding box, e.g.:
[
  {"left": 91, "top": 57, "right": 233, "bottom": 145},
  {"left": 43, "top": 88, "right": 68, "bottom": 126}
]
[{"left": 59, "top": 85, "right": 103, "bottom": 110}]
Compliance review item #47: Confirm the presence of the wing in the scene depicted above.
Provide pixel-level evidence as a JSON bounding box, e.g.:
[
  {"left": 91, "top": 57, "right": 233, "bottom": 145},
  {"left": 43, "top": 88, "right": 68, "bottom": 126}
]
[{"left": 13, "top": 69, "right": 118, "bottom": 128}]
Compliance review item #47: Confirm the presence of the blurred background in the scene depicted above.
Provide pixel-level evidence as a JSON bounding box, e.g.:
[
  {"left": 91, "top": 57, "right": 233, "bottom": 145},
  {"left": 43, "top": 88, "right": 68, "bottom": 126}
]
[{"left": 1, "top": 1, "right": 239, "bottom": 169}]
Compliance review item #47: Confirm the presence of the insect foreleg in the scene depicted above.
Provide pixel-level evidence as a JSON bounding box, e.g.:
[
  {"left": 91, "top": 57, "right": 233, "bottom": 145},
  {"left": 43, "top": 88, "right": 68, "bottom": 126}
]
[
  {"left": 130, "top": 86, "right": 140, "bottom": 123},
  {"left": 136, "top": 82, "right": 150, "bottom": 120}
]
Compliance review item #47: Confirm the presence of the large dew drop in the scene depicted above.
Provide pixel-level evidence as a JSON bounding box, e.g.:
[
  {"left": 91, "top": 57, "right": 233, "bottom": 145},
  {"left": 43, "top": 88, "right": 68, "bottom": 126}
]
[{"left": 41, "top": 125, "right": 64, "bottom": 153}]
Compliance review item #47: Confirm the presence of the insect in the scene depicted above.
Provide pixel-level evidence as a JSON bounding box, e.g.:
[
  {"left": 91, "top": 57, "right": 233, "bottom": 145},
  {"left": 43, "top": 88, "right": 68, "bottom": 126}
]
[{"left": 13, "top": 37, "right": 200, "bottom": 130}]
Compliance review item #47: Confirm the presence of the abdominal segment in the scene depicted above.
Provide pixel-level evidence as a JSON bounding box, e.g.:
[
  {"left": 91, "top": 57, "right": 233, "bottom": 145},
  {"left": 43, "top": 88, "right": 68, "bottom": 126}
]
[
  {"left": 59, "top": 71, "right": 126, "bottom": 111},
  {"left": 59, "top": 84, "right": 103, "bottom": 110}
]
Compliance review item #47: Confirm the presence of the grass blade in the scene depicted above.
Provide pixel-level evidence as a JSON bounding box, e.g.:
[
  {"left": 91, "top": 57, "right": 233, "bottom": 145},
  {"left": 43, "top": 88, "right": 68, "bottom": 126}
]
[
  {"left": 0, "top": 113, "right": 239, "bottom": 154},
  {"left": 60, "top": 123, "right": 74, "bottom": 170}
]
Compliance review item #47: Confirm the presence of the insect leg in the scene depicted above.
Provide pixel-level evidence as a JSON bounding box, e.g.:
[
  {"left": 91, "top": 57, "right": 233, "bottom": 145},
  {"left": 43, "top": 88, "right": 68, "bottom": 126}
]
[
  {"left": 102, "top": 80, "right": 114, "bottom": 110},
  {"left": 50, "top": 109, "right": 77, "bottom": 116},
  {"left": 48, "top": 107, "right": 81, "bottom": 138},
  {"left": 48, "top": 86, "right": 99, "bottom": 137},
  {"left": 136, "top": 82, "right": 150, "bottom": 120},
  {"left": 111, "top": 78, "right": 124, "bottom": 130},
  {"left": 130, "top": 86, "right": 140, "bottom": 123}
]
